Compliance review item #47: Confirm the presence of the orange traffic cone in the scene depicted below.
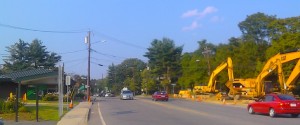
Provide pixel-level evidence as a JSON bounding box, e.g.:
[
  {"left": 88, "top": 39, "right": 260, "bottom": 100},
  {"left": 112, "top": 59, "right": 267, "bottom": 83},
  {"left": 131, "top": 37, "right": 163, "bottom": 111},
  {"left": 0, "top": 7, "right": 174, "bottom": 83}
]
[
  {"left": 69, "top": 100, "right": 73, "bottom": 108},
  {"left": 197, "top": 96, "right": 202, "bottom": 102},
  {"left": 222, "top": 98, "right": 226, "bottom": 105}
]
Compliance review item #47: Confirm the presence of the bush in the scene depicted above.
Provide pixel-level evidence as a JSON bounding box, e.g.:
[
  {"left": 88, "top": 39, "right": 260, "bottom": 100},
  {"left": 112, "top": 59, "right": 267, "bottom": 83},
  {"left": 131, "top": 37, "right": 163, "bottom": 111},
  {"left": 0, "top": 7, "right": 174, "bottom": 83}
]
[
  {"left": 42, "top": 94, "right": 58, "bottom": 101},
  {"left": 0, "top": 98, "right": 24, "bottom": 113}
]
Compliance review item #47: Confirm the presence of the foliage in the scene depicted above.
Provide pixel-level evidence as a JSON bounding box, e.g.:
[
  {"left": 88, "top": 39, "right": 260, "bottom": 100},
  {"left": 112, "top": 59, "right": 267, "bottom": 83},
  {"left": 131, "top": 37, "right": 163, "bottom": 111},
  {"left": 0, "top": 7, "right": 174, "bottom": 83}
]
[
  {"left": 106, "top": 58, "right": 146, "bottom": 94},
  {"left": 2, "top": 39, "right": 61, "bottom": 73},
  {"left": 238, "top": 12, "right": 276, "bottom": 45},
  {"left": 42, "top": 93, "right": 58, "bottom": 101},
  {"left": 141, "top": 68, "right": 157, "bottom": 94},
  {"left": 0, "top": 98, "right": 24, "bottom": 114},
  {"left": 144, "top": 38, "right": 183, "bottom": 92}
]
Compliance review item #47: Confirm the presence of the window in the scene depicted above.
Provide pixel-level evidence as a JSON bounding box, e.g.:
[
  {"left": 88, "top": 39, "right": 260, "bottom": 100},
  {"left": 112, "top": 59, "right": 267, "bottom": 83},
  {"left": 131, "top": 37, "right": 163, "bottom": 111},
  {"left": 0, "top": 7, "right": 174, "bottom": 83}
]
[
  {"left": 265, "top": 95, "right": 274, "bottom": 102},
  {"left": 277, "top": 94, "right": 296, "bottom": 100}
]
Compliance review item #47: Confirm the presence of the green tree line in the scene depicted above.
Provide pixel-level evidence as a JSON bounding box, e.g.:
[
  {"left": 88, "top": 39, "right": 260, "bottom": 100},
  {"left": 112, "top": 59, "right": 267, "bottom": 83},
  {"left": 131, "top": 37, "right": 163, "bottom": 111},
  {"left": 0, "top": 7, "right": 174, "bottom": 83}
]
[{"left": 104, "top": 12, "right": 300, "bottom": 95}]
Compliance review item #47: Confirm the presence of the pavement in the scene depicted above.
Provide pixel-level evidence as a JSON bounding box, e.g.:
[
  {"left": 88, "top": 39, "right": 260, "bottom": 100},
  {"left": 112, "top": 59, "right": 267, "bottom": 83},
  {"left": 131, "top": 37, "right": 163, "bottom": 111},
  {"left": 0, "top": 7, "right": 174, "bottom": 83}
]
[{"left": 56, "top": 102, "right": 92, "bottom": 125}]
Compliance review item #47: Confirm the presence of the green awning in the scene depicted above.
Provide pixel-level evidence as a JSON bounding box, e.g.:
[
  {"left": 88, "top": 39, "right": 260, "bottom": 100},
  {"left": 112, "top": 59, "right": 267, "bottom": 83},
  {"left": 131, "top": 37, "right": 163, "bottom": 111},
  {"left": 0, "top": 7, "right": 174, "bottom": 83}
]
[{"left": 0, "top": 68, "right": 57, "bottom": 82}]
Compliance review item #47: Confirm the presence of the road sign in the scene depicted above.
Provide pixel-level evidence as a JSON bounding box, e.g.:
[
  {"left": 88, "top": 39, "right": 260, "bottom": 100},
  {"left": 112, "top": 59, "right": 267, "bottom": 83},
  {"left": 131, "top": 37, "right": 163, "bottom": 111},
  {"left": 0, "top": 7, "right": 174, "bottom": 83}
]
[{"left": 66, "top": 76, "right": 71, "bottom": 85}]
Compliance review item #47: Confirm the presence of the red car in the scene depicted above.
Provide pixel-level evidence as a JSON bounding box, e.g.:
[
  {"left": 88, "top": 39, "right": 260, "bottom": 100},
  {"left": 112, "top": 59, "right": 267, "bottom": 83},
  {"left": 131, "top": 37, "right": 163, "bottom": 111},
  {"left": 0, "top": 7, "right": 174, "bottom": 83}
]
[
  {"left": 247, "top": 93, "right": 300, "bottom": 117},
  {"left": 152, "top": 91, "right": 169, "bottom": 101}
]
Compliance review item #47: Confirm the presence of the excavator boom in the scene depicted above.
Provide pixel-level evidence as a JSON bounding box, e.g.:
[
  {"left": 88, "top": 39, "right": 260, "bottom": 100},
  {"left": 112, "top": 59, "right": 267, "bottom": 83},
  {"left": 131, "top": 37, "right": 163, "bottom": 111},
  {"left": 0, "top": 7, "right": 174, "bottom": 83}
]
[{"left": 194, "top": 57, "right": 233, "bottom": 94}]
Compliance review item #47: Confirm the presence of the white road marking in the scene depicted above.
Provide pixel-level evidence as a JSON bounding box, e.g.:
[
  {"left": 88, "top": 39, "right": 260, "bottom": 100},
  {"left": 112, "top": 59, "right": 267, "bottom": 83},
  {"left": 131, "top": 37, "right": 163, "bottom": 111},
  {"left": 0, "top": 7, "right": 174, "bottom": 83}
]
[{"left": 98, "top": 102, "right": 107, "bottom": 125}]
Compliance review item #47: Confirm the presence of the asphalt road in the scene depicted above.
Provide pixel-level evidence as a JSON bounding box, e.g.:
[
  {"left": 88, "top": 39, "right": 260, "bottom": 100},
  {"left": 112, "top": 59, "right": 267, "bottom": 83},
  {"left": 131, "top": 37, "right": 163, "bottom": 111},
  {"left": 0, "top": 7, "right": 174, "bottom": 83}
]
[{"left": 89, "top": 96, "right": 300, "bottom": 125}]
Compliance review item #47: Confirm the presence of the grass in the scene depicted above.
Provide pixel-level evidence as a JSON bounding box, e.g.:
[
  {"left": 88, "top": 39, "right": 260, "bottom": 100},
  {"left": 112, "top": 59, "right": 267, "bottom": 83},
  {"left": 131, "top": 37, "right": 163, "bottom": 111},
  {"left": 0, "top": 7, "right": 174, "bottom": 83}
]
[{"left": 0, "top": 100, "right": 79, "bottom": 121}]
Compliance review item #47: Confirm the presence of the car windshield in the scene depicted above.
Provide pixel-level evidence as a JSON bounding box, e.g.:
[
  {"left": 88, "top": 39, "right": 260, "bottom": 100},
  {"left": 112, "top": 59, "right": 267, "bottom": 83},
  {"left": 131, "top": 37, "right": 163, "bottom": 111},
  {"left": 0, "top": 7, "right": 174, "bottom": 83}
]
[
  {"left": 277, "top": 95, "right": 296, "bottom": 100},
  {"left": 158, "top": 92, "right": 167, "bottom": 95},
  {"left": 122, "top": 91, "right": 132, "bottom": 94}
]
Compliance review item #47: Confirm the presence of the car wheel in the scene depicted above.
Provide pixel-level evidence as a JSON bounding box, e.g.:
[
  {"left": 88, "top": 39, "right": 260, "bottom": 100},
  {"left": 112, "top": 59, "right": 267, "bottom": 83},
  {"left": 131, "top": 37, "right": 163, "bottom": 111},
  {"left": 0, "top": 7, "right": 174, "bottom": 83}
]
[
  {"left": 248, "top": 106, "right": 254, "bottom": 114},
  {"left": 269, "top": 108, "right": 276, "bottom": 117},
  {"left": 291, "top": 114, "right": 299, "bottom": 118},
  {"left": 166, "top": 99, "right": 168, "bottom": 101}
]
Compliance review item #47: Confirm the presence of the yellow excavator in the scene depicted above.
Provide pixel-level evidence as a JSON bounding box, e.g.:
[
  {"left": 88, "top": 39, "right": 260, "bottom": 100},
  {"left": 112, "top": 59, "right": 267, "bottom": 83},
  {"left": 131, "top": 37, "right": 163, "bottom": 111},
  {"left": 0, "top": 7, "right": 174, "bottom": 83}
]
[
  {"left": 228, "top": 50, "right": 300, "bottom": 99},
  {"left": 193, "top": 57, "right": 234, "bottom": 96}
]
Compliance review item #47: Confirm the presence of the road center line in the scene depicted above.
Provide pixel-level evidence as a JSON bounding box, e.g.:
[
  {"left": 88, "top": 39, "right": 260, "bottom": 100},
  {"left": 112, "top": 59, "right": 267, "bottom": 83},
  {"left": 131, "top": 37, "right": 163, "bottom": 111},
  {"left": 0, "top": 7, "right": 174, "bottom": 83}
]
[{"left": 98, "top": 102, "right": 107, "bottom": 125}]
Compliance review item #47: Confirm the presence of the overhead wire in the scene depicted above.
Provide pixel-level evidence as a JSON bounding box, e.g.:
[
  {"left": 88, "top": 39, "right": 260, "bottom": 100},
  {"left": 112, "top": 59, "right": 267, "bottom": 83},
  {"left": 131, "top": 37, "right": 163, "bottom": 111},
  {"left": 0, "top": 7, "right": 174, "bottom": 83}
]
[
  {"left": 91, "top": 49, "right": 127, "bottom": 59},
  {"left": 91, "top": 57, "right": 118, "bottom": 63},
  {"left": 58, "top": 49, "right": 87, "bottom": 55},
  {"left": 63, "top": 57, "right": 89, "bottom": 63},
  {"left": 0, "top": 23, "right": 87, "bottom": 33},
  {"left": 92, "top": 30, "right": 147, "bottom": 50}
]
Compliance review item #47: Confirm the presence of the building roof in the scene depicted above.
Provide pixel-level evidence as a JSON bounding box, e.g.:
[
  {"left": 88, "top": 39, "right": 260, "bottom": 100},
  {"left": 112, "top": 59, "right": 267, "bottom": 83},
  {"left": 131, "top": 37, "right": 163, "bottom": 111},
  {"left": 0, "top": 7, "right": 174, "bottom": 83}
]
[{"left": 0, "top": 68, "right": 57, "bottom": 82}]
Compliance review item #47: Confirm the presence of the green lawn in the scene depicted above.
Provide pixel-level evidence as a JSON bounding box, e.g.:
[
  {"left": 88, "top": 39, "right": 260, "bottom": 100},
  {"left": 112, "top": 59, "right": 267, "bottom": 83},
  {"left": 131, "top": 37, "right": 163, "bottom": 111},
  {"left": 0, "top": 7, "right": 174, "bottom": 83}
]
[{"left": 0, "top": 100, "right": 79, "bottom": 121}]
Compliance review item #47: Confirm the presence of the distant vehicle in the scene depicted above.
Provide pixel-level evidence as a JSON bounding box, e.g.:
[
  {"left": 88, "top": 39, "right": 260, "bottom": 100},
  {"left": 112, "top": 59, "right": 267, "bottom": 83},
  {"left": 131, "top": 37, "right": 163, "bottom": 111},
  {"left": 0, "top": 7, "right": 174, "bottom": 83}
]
[
  {"left": 247, "top": 93, "right": 300, "bottom": 117},
  {"left": 120, "top": 90, "right": 134, "bottom": 100},
  {"left": 93, "top": 94, "right": 99, "bottom": 97},
  {"left": 152, "top": 91, "right": 168, "bottom": 101},
  {"left": 105, "top": 93, "right": 114, "bottom": 97}
]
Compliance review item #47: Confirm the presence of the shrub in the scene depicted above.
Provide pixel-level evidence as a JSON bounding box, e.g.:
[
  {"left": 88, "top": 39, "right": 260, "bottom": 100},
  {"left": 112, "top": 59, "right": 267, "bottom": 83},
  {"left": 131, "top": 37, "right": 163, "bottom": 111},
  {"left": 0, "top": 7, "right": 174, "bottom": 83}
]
[
  {"left": 42, "top": 94, "right": 58, "bottom": 101},
  {"left": 0, "top": 98, "right": 24, "bottom": 113}
]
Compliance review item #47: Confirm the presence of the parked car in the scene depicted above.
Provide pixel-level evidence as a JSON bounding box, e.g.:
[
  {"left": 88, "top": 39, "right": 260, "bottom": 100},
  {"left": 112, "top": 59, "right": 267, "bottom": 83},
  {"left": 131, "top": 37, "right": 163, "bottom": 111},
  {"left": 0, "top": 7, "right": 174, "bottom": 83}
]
[
  {"left": 120, "top": 90, "right": 134, "bottom": 100},
  {"left": 152, "top": 91, "right": 168, "bottom": 101},
  {"left": 247, "top": 93, "right": 300, "bottom": 117},
  {"left": 0, "top": 117, "right": 3, "bottom": 125}
]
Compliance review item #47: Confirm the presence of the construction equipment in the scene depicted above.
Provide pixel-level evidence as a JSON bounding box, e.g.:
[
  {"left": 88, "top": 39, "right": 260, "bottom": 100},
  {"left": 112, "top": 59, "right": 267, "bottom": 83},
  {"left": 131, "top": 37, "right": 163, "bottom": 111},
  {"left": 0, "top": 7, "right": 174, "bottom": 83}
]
[
  {"left": 228, "top": 51, "right": 300, "bottom": 98},
  {"left": 194, "top": 57, "right": 234, "bottom": 95}
]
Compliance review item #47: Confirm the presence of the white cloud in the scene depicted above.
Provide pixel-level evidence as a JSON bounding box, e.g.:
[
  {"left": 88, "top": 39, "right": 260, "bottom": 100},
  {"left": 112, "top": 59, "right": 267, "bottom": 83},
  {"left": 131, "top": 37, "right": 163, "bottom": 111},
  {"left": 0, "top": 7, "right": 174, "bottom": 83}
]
[
  {"left": 181, "top": 9, "right": 198, "bottom": 18},
  {"left": 201, "top": 6, "right": 218, "bottom": 16},
  {"left": 181, "top": 6, "right": 218, "bottom": 19},
  {"left": 182, "top": 21, "right": 200, "bottom": 31}
]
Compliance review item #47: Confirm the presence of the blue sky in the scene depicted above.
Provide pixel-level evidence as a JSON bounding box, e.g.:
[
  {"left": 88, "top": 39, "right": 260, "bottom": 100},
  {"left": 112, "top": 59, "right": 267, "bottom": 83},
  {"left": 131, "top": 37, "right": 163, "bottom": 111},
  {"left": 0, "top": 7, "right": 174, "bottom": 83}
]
[{"left": 1, "top": 0, "right": 299, "bottom": 79}]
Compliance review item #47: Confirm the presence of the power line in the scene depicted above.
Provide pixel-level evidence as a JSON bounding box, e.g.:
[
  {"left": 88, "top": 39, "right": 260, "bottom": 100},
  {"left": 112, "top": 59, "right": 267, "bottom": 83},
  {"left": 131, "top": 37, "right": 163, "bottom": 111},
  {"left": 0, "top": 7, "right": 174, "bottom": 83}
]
[
  {"left": 0, "top": 23, "right": 87, "bottom": 33},
  {"left": 91, "top": 57, "right": 118, "bottom": 63},
  {"left": 91, "top": 49, "right": 127, "bottom": 59},
  {"left": 58, "top": 49, "right": 87, "bottom": 55},
  {"left": 92, "top": 30, "right": 147, "bottom": 50},
  {"left": 63, "top": 57, "right": 88, "bottom": 63}
]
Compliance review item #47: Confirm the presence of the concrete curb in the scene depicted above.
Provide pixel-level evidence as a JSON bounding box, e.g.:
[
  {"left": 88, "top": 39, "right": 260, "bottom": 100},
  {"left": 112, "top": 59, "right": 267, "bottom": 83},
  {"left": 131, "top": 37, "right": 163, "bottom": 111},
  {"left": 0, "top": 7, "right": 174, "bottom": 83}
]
[{"left": 57, "top": 102, "right": 92, "bottom": 125}]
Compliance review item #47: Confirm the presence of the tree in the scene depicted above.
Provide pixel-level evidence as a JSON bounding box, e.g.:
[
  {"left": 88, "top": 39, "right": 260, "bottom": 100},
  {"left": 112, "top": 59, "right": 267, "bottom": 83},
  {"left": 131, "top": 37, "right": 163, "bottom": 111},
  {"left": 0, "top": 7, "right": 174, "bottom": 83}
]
[
  {"left": 2, "top": 39, "right": 61, "bottom": 72},
  {"left": 238, "top": 12, "right": 275, "bottom": 63},
  {"left": 106, "top": 58, "right": 146, "bottom": 94},
  {"left": 3, "top": 39, "right": 30, "bottom": 72},
  {"left": 144, "top": 38, "right": 183, "bottom": 92},
  {"left": 141, "top": 68, "right": 156, "bottom": 94},
  {"left": 238, "top": 12, "right": 276, "bottom": 45}
]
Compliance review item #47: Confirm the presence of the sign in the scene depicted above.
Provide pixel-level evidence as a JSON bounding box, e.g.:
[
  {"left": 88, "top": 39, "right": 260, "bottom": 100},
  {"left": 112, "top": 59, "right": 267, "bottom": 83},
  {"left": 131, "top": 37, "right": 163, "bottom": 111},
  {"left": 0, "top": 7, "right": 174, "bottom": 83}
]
[{"left": 66, "top": 76, "right": 71, "bottom": 85}]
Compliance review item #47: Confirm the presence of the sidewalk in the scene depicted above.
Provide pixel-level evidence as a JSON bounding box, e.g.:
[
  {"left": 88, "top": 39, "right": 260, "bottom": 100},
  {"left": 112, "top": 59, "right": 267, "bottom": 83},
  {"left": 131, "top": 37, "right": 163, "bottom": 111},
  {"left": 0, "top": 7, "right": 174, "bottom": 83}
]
[{"left": 56, "top": 102, "right": 92, "bottom": 125}]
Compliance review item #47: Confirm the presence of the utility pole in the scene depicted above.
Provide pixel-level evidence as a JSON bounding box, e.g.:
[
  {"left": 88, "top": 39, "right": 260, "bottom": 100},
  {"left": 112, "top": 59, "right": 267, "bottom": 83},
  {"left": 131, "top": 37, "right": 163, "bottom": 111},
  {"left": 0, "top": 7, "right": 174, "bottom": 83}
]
[
  {"left": 86, "top": 31, "right": 91, "bottom": 102},
  {"left": 202, "top": 46, "right": 212, "bottom": 75}
]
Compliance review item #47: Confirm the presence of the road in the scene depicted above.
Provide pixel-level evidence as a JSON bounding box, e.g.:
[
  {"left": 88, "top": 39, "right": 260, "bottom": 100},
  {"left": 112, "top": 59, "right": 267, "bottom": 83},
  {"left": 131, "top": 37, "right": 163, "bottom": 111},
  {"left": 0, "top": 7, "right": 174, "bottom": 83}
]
[{"left": 89, "top": 96, "right": 299, "bottom": 125}]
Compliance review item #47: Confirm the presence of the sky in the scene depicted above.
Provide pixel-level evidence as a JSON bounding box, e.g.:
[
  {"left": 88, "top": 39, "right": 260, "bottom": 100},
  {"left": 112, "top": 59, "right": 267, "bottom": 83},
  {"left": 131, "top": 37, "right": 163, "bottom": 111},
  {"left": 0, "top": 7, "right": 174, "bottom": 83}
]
[{"left": 1, "top": 0, "right": 299, "bottom": 79}]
